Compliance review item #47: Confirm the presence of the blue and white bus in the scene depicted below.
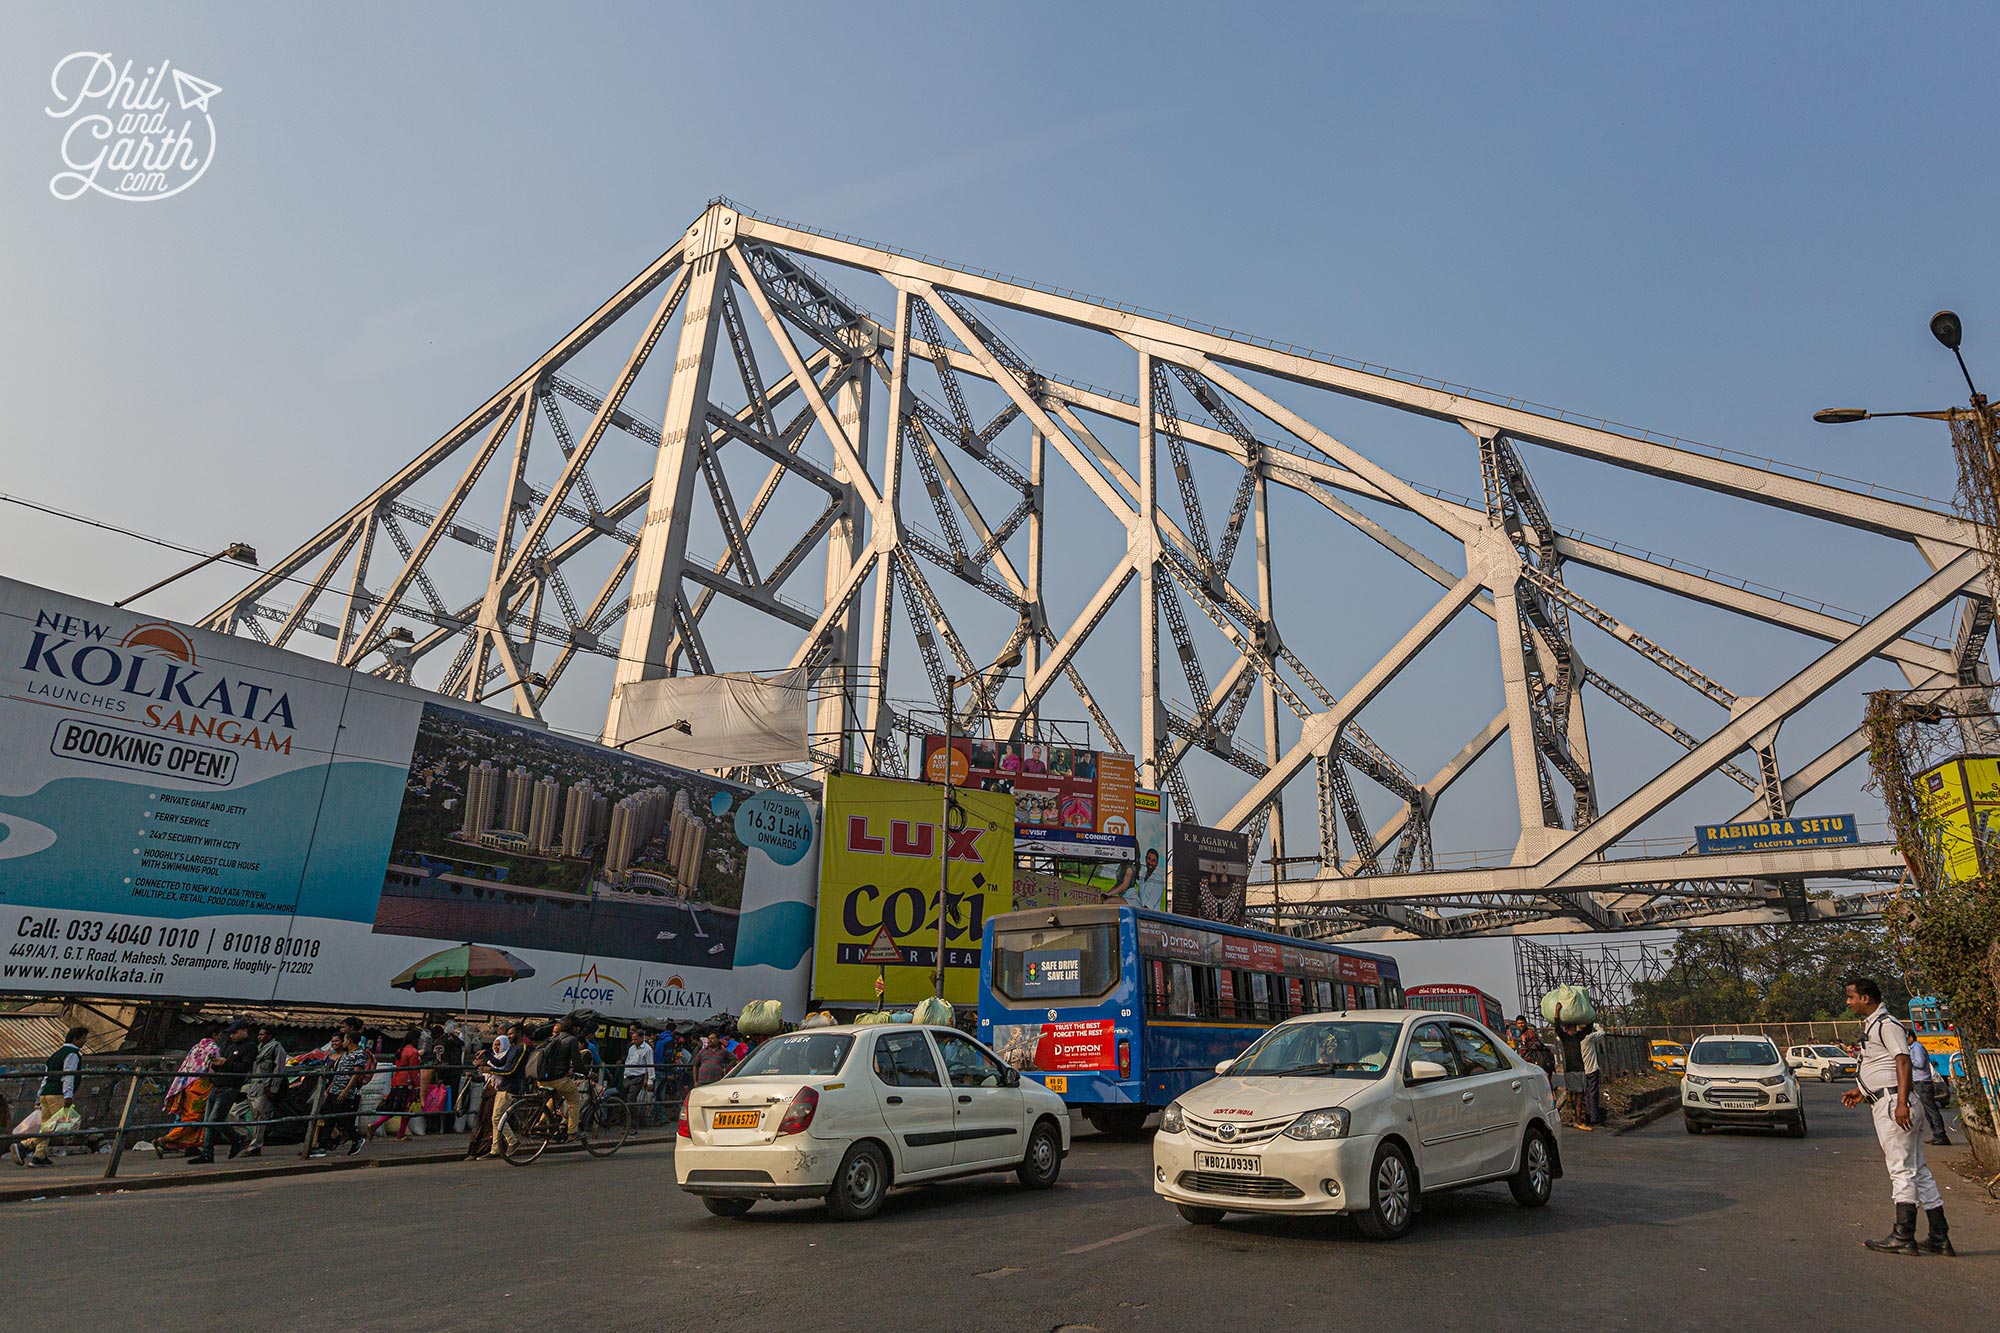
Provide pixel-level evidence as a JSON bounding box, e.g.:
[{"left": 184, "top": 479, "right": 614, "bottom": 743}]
[{"left": 977, "top": 903, "right": 1402, "bottom": 1137}]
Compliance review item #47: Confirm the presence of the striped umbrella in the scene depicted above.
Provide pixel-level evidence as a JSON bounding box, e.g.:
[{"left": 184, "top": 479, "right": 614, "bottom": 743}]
[{"left": 389, "top": 943, "right": 536, "bottom": 997}]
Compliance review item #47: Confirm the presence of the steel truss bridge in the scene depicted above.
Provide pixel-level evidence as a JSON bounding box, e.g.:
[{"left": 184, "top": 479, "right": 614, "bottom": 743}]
[{"left": 204, "top": 200, "right": 1992, "bottom": 940}]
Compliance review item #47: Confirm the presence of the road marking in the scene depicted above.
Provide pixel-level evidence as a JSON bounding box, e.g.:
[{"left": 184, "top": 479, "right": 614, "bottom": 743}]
[{"left": 1064, "top": 1222, "right": 1172, "bottom": 1254}]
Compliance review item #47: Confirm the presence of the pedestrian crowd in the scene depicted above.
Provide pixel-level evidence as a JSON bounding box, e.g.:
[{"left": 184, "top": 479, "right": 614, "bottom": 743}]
[{"left": 9, "top": 1011, "right": 767, "bottom": 1170}]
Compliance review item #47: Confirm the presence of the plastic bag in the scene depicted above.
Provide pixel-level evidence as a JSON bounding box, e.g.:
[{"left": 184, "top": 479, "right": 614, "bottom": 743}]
[
  {"left": 911, "top": 997, "right": 954, "bottom": 1027},
  {"left": 799, "top": 1012, "right": 837, "bottom": 1029},
  {"left": 853, "top": 1011, "right": 895, "bottom": 1026},
  {"left": 1540, "top": 984, "right": 1597, "bottom": 1026},
  {"left": 739, "top": 1000, "right": 784, "bottom": 1035},
  {"left": 44, "top": 1105, "right": 83, "bottom": 1135}
]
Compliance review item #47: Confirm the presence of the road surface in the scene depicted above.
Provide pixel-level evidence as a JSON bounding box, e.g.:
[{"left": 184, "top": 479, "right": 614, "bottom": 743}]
[{"left": 6, "top": 1083, "right": 1993, "bottom": 1330}]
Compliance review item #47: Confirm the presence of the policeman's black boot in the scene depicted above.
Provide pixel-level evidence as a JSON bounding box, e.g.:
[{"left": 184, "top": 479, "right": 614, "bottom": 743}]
[
  {"left": 1863, "top": 1202, "right": 1920, "bottom": 1255},
  {"left": 1922, "top": 1206, "right": 1955, "bottom": 1257}
]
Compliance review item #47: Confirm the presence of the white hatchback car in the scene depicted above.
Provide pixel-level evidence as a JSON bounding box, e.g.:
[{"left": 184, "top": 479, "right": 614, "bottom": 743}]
[
  {"left": 1153, "top": 1011, "right": 1562, "bottom": 1240},
  {"left": 1682, "top": 1035, "right": 1805, "bottom": 1136},
  {"left": 676, "top": 1023, "right": 1072, "bottom": 1220}
]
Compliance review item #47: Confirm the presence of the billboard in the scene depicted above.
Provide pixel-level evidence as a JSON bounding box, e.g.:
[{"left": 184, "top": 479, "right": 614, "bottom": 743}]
[
  {"left": 0, "top": 576, "right": 821, "bottom": 1019},
  {"left": 1016, "top": 788, "right": 1166, "bottom": 908},
  {"left": 1170, "top": 823, "right": 1251, "bottom": 925},
  {"left": 1915, "top": 756, "right": 2000, "bottom": 884},
  {"left": 922, "top": 736, "right": 1136, "bottom": 860},
  {"left": 813, "top": 772, "right": 1014, "bottom": 1006}
]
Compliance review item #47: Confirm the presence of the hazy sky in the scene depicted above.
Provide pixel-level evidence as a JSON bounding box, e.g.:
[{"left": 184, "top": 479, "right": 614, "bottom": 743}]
[{"left": 7, "top": 4, "right": 1998, "bottom": 1004}]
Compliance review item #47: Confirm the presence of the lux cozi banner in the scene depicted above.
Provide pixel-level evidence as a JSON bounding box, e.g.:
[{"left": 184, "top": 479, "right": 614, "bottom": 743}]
[
  {"left": 812, "top": 772, "right": 1014, "bottom": 1007},
  {"left": 0, "top": 576, "right": 820, "bottom": 1021}
]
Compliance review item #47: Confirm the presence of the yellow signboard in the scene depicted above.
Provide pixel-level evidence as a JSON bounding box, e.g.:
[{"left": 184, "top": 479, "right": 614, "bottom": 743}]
[
  {"left": 813, "top": 773, "right": 1015, "bottom": 1006},
  {"left": 1915, "top": 755, "right": 2000, "bottom": 885}
]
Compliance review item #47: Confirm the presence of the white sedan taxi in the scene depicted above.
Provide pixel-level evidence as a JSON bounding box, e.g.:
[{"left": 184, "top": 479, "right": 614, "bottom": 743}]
[
  {"left": 1153, "top": 1011, "right": 1562, "bottom": 1240},
  {"left": 676, "top": 1023, "right": 1071, "bottom": 1220}
]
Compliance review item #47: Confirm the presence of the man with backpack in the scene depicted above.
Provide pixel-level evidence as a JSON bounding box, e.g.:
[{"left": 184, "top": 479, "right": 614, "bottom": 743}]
[{"left": 533, "top": 1018, "right": 585, "bottom": 1138}]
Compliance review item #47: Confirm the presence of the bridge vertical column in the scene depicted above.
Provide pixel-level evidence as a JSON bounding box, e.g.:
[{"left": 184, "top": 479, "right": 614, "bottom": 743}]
[
  {"left": 1136, "top": 349, "right": 1162, "bottom": 791},
  {"left": 1254, "top": 469, "right": 1286, "bottom": 877},
  {"left": 1023, "top": 426, "right": 1046, "bottom": 739},
  {"left": 861, "top": 288, "right": 910, "bottom": 772},
  {"left": 817, "top": 351, "right": 871, "bottom": 768},
  {"left": 603, "top": 207, "right": 733, "bottom": 745}
]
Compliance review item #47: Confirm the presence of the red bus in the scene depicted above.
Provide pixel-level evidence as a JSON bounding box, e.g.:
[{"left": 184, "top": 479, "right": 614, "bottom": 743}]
[{"left": 1403, "top": 982, "right": 1506, "bottom": 1029}]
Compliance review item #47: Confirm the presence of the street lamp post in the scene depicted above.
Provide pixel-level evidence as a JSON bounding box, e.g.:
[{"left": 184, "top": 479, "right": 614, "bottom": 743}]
[
  {"left": 615, "top": 717, "right": 692, "bottom": 750},
  {"left": 114, "top": 542, "right": 258, "bottom": 608},
  {"left": 931, "top": 646, "right": 1024, "bottom": 1000},
  {"left": 1815, "top": 309, "right": 1997, "bottom": 460}
]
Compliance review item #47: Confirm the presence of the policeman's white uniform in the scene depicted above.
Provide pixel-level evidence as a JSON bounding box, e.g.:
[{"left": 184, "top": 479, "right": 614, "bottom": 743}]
[{"left": 1857, "top": 1009, "right": 1940, "bottom": 1210}]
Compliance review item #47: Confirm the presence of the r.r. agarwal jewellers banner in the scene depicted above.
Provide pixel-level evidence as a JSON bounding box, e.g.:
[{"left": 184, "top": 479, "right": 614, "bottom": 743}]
[
  {"left": 0, "top": 577, "right": 819, "bottom": 1020},
  {"left": 812, "top": 772, "right": 1013, "bottom": 1007}
]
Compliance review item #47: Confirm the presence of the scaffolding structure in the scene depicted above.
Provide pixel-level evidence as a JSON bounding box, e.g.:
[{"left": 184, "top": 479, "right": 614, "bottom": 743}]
[{"left": 1513, "top": 936, "right": 1675, "bottom": 1024}]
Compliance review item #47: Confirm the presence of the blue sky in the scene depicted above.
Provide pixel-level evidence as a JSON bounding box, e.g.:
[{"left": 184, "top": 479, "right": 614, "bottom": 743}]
[{"left": 6, "top": 4, "right": 1998, "bottom": 1003}]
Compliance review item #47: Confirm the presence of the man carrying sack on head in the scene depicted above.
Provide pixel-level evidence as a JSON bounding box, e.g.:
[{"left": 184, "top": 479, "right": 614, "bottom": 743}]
[{"left": 1841, "top": 977, "right": 1952, "bottom": 1257}]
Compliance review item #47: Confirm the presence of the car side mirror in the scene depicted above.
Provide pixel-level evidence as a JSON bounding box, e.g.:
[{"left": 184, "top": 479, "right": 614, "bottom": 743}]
[
  {"left": 1215, "top": 1059, "right": 1235, "bottom": 1076},
  {"left": 1406, "top": 1058, "right": 1449, "bottom": 1084},
  {"left": 1002, "top": 1068, "right": 1020, "bottom": 1088}
]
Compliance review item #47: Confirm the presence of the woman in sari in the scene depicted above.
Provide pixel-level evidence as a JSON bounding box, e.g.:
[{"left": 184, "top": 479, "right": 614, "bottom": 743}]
[{"left": 158, "top": 1034, "right": 221, "bottom": 1155}]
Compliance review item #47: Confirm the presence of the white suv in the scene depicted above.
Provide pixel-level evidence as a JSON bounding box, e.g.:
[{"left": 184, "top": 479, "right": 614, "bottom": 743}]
[{"left": 1683, "top": 1035, "right": 1805, "bottom": 1136}]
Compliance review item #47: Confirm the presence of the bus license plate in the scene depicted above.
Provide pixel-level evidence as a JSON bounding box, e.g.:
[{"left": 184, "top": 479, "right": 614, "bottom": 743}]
[
  {"left": 711, "top": 1110, "right": 761, "bottom": 1129},
  {"left": 1196, "top": 1152, "right": 1260, "bottom": 1175},
  {"left": 1041, "top": 1076, "right": 1067, "bottom": 1093}
]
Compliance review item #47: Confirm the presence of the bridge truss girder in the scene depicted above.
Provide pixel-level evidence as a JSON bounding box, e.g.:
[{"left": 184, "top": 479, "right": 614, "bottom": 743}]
[{"left": 205, "top": 200, "right": 1992, "bottom": 935}]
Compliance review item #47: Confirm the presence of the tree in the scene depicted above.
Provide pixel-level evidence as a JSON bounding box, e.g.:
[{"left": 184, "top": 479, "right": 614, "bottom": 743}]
[{"left": 1629, "top": 923, "right": 1907, "bottom": 1026}]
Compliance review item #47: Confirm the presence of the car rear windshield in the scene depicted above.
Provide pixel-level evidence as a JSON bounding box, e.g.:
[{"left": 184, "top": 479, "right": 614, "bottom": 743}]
[
  {"left": 991, "top": 923, "right": 1121, "bottom": 1003},
  {"left": 1690, "top": 1039, "right": 1778, "bottom": 1066},
  {"left": 726, "top": 1033, "right": 854, "bottom": 1079},
  {"left": 1229, "top": 1020, "right": 1403, "bottom": 1078}
]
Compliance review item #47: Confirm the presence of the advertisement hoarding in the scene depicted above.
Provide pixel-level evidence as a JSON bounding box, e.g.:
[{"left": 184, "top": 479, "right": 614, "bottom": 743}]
[
  {"left": 0, "top": 577, "right": 821, "bottom": 1019},
  {"left": 1169, "top": 823, "right": 1251, "bottom": 925},
  {"left": 812, "top": 772, "right": 1014, "bottom": 1006},
  {"left": 1914, "top": 756, "right": 2000, "bottom": 884},
  {"left": 922, "top": 736, "right": 1136, "bottom": 860}
]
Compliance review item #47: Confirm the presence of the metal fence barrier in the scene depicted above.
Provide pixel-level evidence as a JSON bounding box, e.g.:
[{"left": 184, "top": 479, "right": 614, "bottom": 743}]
[{"left": 1, "top": 1058, "right": 685, "bottom": 1180}]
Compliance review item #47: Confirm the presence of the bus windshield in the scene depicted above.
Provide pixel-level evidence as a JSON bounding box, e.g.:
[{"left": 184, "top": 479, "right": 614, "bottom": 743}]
[
  {"left": 990, "top": 921, "right": 1121, "bottom": 1002},
  {"left": 1230, "top": 1020, "right": 1403, "bottom": 1078}
]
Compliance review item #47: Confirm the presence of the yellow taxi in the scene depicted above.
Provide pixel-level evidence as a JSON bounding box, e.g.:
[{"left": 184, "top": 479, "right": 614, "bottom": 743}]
[{"left": 1648, "top": 1040, "right": 1687, "bottom": 1073}]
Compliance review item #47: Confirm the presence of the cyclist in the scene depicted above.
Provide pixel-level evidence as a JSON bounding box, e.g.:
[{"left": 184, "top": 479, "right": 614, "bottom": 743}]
[{"left": 534, "top": 1018, "right": 586, "bottom": 1139}]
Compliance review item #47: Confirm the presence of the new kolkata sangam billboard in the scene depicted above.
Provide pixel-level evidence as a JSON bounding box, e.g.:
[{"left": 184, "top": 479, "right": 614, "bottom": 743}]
[{"left": 0, "top": 576, "right": 820, "bottom": 1019}]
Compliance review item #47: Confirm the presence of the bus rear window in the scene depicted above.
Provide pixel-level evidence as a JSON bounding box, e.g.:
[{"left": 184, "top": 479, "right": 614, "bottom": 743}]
[{"left": 992, "top": 923, "right": 1120, "bottom": 1002}]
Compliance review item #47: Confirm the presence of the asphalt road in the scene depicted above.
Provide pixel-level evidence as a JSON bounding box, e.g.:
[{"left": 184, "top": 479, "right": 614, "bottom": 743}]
[{"left": 7, "top": 1084, "right": 1993, "bottom": 1330}]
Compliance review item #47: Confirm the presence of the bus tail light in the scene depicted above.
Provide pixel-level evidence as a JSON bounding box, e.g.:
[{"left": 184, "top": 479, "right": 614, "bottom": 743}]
[{"left": 1117, "top": 1039, "right": 1131, "bottom": 1080}]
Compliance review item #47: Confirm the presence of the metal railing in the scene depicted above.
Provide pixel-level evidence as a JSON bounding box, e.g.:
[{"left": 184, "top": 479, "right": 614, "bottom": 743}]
[{"left": 1, "top": 1058, "right": 685, "bottom": 1181}]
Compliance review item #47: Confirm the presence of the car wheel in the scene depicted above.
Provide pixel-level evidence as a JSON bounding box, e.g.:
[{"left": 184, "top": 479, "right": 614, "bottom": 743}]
[
  {"left": 1175, "top": 1202, "right": 1225, "bottom": 1225},
  {"left": 1788, "top": 1111, "right": 1808, "bottom": 1139},
  {"left": 1353, "top": 1141, "right": 1416, "bottom": 1241},
  {"left": 1017, "top": 1118, "right": 1063, "bottom": 1190},
  {"left": 1508, "top": 1126, "right": 1555, "bottom": 1208},
  {"left": 1683, "top": 1115, "right": 1703, "bottom": 1135},
  {"left": 701, "top": 1197, "right": 754, "bottom": 1218},
  {"left": 825, "top": 1141, "right": 889, "bottom": 1221},
  {"left": 1819, "top": 1068, "right": 1832, "bottom": 1083}
]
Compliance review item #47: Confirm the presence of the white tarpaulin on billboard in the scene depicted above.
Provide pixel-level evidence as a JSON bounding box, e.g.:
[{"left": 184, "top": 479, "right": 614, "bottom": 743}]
[{"left": 613, "top": 668, "right": 810, "bottom": 767}]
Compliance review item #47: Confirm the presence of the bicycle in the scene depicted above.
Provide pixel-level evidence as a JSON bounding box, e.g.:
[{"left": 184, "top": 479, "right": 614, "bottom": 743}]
[{"left": 498, "top": 1075, "right": 631, "bottom": 1165}]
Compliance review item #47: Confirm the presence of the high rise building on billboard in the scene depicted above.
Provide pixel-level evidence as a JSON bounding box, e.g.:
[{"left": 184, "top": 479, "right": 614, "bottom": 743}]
[
  {"left": 606, "top": 787, "right": 670, "bottom": 879},
  {"left": 561, "top": 781, "right": 599, "bottom": 856},
  {"left": 666, "top": 789, "right": 706, "bottom": 892},
  {"left": 460, "top": 761, "right": 498, "bottom": 839},
  {"left": 503, "top": 765, "right": 533, "bottom": 832},
  {"left": 527, "top": 776, "right": 561, "bottom": 850}
]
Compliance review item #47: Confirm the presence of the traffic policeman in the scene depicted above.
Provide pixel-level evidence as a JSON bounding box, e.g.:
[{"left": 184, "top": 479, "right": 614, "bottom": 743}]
[{"left": 1840, "top": 978, "right": 1952, "bottom": 1256}]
